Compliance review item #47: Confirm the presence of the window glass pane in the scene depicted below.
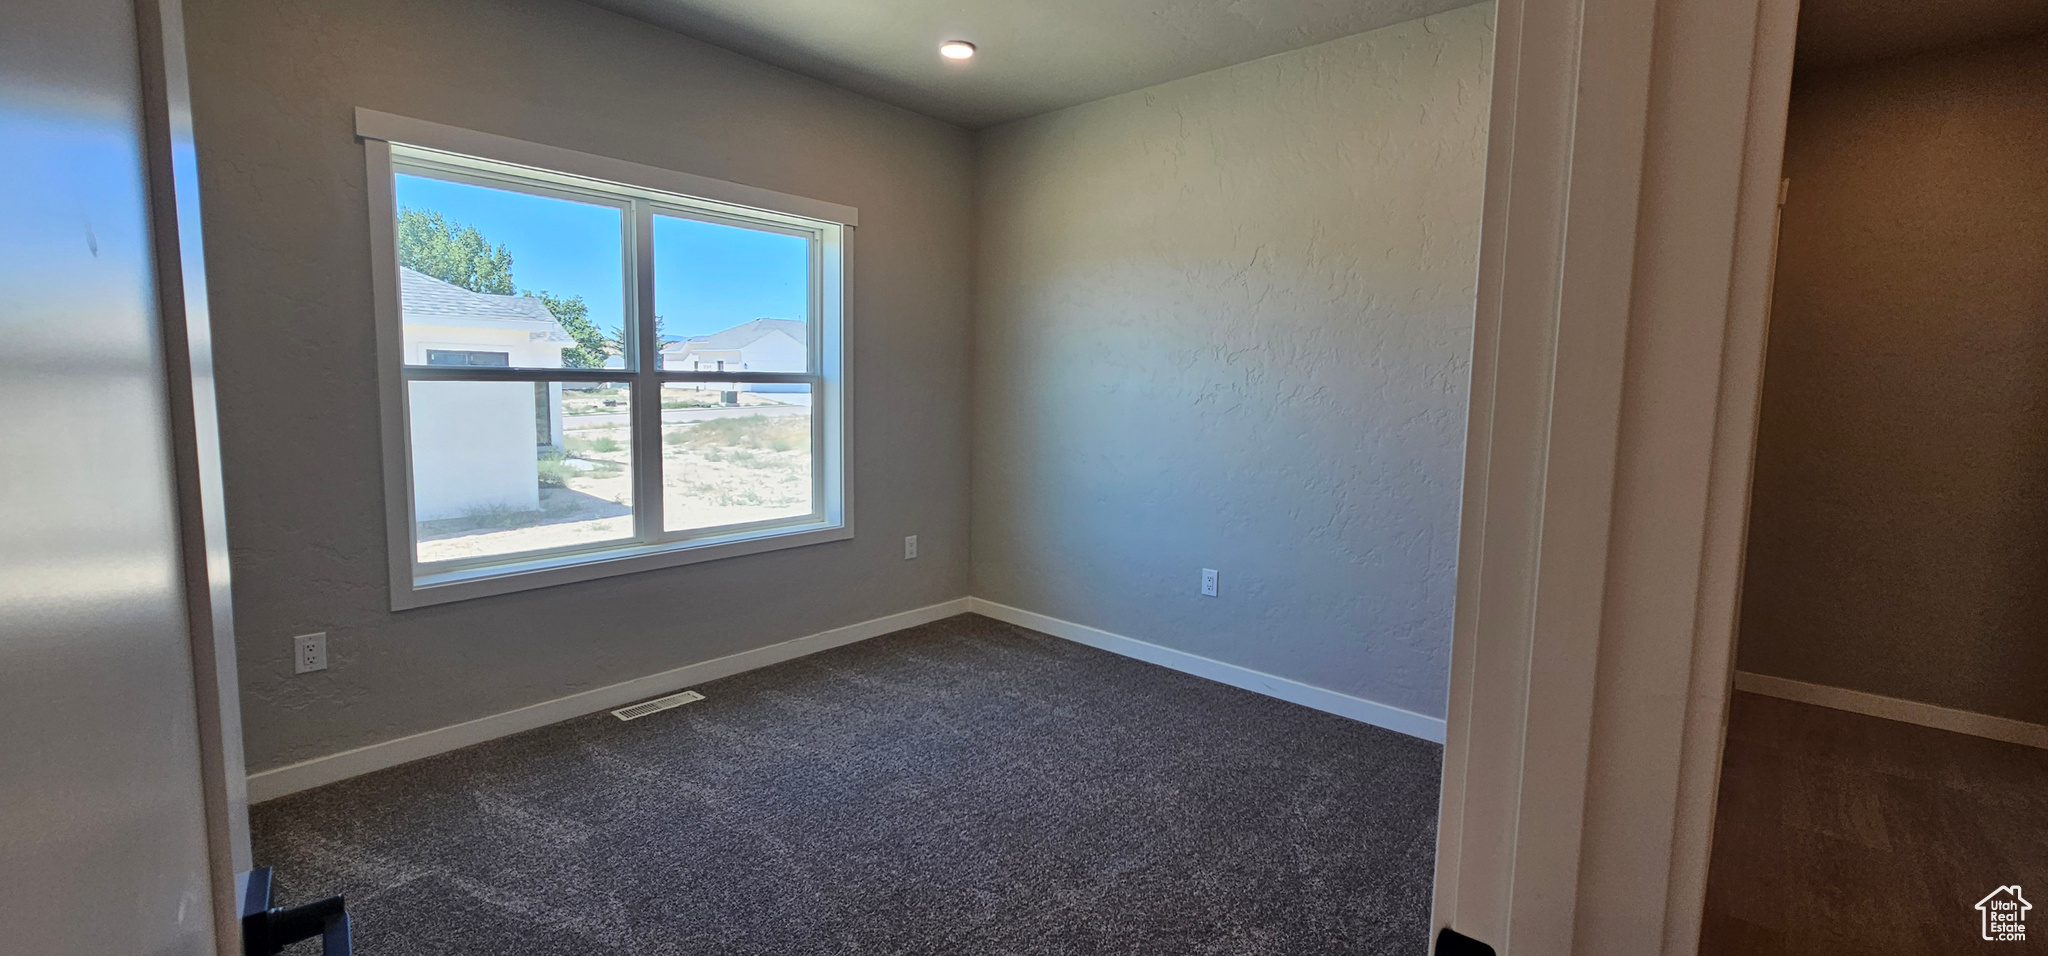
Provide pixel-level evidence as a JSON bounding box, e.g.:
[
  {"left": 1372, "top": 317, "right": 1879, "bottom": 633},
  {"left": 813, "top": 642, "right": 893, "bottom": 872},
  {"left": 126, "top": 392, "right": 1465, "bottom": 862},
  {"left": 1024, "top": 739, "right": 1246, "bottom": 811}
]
[
  {"left": 660, "top": 382, "right": 813, "bottom": 533},
  {"left": 395, "top": 172, "right": 624, "bottom": 370},
  {"left": 411, "top": 379, "right": 634, "bottom": 563},
  {"left": 653, "top": 214, "right": 810, "bottom": 374}
]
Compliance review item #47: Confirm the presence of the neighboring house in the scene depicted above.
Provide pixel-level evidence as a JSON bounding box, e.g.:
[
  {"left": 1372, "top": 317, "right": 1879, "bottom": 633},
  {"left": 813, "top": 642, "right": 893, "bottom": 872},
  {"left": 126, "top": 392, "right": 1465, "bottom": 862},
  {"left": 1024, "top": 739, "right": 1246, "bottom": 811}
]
[
  {"left": 660, "top": 318, "right": 808, "bottom": 393},
  {"left": 399, "top": 266, "right": 573, "bottom": 523},
  {"left": 603, "top": 336, "right": 682, "bottom": 370},
  {"left": 400, "top": 266, "right": 573, "bottom": 369}
]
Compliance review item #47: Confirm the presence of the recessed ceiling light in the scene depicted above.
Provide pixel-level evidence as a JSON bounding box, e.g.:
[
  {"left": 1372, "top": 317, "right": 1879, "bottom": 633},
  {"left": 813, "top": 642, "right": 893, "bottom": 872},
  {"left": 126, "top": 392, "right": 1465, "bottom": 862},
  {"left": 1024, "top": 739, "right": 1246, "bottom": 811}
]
[{"left": 939, "top": 40, "right": 976, "bottom": 60}]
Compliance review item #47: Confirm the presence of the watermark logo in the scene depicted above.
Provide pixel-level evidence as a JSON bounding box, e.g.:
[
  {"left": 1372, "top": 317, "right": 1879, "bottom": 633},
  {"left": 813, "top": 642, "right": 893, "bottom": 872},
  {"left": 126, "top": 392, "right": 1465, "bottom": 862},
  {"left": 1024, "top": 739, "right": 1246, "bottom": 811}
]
[{"left": 1976, "top": 886, "right": 2030, "bottom": 942}]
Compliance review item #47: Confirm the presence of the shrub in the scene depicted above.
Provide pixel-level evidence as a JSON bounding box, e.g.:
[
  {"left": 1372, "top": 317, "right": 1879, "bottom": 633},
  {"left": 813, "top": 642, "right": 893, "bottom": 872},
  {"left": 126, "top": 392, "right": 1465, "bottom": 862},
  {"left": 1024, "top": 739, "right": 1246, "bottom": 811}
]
[
  {"left": 566, "top": 434, "right": 621, "bottom": 455},
  {"left": 537, "top": 455, "right": 575, "bottom": 488},
  {"left": 664, "top": 414, "right": 808, "bottom": 452},
  {"left": 449, "top": 502, "right": 532, "bottom": 531}
]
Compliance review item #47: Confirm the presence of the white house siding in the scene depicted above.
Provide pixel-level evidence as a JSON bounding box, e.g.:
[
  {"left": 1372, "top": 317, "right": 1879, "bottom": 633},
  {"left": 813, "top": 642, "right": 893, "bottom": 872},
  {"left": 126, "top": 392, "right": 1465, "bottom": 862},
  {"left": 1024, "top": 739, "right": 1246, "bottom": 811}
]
[
  {"left": 663, "top": 325, "right": 808, "bottom": 393},
  {"left": 396, "top": 268, "right": 574, "bottom": 525},
  {"left": 403, "top": 324, "right": 568, "bottom": 368},
  {"left": 408, "top": 380, "right": 542, "bottom": 520},
  {"left": 747, "top": 331, "right": 806, "bottom": 393}
]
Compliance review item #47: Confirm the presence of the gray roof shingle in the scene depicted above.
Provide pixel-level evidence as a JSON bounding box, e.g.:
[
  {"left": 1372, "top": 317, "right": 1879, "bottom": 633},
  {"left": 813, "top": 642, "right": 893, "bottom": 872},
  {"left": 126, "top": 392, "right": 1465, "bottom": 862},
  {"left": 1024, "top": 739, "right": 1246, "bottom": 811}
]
[
  {"left": 400, "top": 266, "right": 572, "bottom": 342},
  {"left": 663, "top": 318, "right": 806, "bottom": 353}
]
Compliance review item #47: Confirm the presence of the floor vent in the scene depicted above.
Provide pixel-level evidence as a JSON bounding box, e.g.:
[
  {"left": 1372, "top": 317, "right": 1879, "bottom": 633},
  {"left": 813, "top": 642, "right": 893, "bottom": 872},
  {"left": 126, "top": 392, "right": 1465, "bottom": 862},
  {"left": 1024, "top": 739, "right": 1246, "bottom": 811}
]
[{"left": 612, "top": 690, "right": 705, "bottom": 722}]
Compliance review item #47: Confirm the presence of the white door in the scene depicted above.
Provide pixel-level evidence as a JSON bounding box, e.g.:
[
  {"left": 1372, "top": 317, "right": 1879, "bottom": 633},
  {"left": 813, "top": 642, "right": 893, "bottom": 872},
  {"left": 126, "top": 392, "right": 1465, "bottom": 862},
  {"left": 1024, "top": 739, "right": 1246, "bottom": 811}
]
[{"left": 0, "top": 0, "right": 247, "bottom": 952}]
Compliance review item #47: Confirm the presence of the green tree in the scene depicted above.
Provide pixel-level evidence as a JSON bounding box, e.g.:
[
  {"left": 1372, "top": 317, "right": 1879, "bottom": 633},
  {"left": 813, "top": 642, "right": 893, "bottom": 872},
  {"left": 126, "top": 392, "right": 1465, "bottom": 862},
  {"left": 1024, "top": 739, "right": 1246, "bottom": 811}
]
[
  {"left": 396, "top": 206, "right": 515, "bottom": 294},
  {"left": 397, "top": 207, "right": 622, "bottom": 369},
  {"left": 535, "top": 292, "right": 609, "bottom": 368},
  {"left": 606, "top": 316, "right": 670, "bottom": 362}
]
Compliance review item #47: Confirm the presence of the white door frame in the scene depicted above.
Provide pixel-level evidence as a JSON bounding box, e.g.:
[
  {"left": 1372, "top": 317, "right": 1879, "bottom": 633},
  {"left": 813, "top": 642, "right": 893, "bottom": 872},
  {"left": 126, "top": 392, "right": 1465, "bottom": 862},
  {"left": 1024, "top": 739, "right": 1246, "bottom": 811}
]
[
  {"left": 1431, "top": 0, "right": 1801, "bottom": 951},
  {"left": 138, "top": 0, "right": 255, "bottom": 950}
]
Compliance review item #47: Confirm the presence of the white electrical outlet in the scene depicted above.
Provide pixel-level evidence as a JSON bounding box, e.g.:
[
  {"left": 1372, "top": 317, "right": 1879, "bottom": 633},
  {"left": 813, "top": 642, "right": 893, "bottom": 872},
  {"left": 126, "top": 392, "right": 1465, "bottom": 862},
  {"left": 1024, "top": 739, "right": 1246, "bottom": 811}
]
[
  {"left": 904, "top": 535, "right": 919, "bottom": 560},
  {"left": 293, "top": 632, "right": 327, "bottom": 674},
  {"left": 1201, "top": 568, "right": 1219, "bottom": 597}
]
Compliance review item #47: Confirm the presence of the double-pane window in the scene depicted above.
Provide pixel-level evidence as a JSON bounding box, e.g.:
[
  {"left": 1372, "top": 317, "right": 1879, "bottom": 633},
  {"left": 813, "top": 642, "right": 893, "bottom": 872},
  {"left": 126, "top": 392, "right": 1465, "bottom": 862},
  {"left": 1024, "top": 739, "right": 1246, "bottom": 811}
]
[{"left": 363, "top": 116, "right": 850, "bottom": 607}]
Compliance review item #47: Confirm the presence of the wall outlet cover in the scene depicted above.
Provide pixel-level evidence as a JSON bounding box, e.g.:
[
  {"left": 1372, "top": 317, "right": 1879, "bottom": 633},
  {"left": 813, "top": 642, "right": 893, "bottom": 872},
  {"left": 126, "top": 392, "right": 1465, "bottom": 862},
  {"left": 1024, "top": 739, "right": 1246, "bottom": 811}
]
[
  {"left": 904, "top": 535, "right": 919, "bottom": 559},
  {"left": 1201, "top": 568, "right": 1219, "bottom": 597},
  {"left": 293, "top": 632, "right": 327, "bottom": 674}
]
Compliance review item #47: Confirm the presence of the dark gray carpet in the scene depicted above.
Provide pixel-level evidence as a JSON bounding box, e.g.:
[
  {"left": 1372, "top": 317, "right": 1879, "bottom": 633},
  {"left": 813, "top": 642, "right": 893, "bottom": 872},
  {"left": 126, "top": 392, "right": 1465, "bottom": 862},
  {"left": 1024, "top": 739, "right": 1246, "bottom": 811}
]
[{"left": 254, "top": 613, "right": 1443, "bottom": 955}]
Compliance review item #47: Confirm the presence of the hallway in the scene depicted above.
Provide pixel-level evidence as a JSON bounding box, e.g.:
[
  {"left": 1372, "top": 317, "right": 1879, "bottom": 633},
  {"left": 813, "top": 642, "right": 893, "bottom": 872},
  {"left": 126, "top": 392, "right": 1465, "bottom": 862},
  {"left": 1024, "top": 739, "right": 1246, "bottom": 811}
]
[{"left": 1700, "top": 693, "right": 2048, "bottom": 953}]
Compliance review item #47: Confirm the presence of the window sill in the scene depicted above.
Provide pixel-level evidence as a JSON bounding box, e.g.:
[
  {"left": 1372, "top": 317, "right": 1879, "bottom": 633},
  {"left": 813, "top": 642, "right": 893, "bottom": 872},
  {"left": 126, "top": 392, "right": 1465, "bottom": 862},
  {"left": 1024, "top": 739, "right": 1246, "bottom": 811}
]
[{"left": 395, "top": 520, "right": 852, "bottom": 610}]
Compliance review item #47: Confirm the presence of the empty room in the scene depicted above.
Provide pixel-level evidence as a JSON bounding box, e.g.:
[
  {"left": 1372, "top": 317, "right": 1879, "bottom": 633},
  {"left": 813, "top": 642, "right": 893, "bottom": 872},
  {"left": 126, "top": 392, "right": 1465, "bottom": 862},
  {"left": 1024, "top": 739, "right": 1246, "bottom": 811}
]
[{"left": 7, "top": 0, "right": 1505, "bottom": 951}]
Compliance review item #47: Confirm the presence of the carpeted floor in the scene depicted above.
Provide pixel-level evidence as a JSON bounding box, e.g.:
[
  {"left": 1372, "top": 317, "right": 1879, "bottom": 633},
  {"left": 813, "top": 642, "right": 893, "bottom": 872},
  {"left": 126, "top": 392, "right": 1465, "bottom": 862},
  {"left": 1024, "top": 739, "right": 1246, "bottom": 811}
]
[{"left": 254, "top": 614, "right": 1443, "bottom": 955}]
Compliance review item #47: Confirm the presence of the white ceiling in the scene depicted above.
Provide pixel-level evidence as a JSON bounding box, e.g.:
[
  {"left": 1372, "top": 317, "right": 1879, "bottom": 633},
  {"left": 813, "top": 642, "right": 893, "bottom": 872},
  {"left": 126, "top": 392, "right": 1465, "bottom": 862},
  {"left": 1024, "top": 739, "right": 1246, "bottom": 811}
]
[
  {"left": 582, "top": 0, "right": 1481, "bottom": 129},
  {"left": 1796, "top": 0, "right": 2048, "bottom": 71}
]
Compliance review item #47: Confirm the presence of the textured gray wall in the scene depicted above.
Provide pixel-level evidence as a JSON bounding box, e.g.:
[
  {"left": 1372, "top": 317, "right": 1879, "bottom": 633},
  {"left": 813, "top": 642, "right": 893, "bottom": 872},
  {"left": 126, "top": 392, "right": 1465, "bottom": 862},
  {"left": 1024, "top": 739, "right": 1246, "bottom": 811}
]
[
  {"left": 186, "top": 0, "right": 975, "bottom": 772},
  {"left": 1737, "top": 33, "right": 2048, "bottom": 725},
  {"left": 970, "top": 4, "right": 1494, "bottom": 718}
]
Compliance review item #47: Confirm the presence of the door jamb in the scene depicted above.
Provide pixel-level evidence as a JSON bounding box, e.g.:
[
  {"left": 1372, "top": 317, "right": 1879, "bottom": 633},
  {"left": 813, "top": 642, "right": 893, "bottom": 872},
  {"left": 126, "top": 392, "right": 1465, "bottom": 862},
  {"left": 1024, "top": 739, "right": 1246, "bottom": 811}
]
[
  {"left": 1649, "top": 0, "right": 1800, "bottom": 949},
  {"left": 135, "top": 0, "right": 254, "bottom": 951},
  {"left": 1429, "top": 0, "right": 1662, "bottom": 947},
  {"left": 1430, "top": 0, "right": 1801, "bottom": 951}
]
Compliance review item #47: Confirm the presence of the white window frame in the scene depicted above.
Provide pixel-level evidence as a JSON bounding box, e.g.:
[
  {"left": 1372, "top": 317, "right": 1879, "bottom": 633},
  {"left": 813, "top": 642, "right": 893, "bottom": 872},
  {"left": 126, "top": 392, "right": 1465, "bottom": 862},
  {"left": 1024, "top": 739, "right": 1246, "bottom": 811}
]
[{"left": 358, "top": 109, "right": 855, "bottom": 610}]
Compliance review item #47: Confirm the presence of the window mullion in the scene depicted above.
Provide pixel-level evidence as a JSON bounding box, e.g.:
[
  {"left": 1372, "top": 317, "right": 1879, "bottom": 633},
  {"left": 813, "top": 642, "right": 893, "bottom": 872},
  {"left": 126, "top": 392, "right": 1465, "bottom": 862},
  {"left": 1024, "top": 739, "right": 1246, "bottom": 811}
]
[
  {"left": 629, "top": 197, "right": 663, "bottom": 544},
  {"left": 811, "top": 230, "right": 829, "bottom": 522}
]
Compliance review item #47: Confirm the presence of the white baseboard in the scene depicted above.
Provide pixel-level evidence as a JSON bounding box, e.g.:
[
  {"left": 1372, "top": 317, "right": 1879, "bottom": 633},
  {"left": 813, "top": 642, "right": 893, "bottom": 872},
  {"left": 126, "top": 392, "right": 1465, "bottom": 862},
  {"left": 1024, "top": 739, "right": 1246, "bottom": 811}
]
[
  {"left": 249, "top": 594, "right": 1450, "bottom": 801},
  {"left": 1733, "top": 671, "right": 2048, "bottom": 751},
  {"left": 246, "top": 597, "right": 973, "bottom": 802},
  {"left": 968, "top": 598, "right": 1447, "bottom": 744}
]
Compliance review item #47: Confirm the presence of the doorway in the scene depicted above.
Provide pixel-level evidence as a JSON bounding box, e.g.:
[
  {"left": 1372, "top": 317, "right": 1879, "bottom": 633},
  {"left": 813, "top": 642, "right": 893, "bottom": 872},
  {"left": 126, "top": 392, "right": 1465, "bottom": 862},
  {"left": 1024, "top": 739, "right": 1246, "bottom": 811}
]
[{"left": 1699, "top": 4, "right": 2048, "bottom": 951}]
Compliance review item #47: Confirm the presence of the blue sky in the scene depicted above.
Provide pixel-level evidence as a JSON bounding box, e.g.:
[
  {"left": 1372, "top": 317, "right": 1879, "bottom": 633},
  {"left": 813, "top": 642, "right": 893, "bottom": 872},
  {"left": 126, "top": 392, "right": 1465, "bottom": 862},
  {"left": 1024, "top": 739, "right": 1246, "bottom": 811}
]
[
  {"left": 396, "top": 174, "right": 809, "bottom": 340},
  {"left": 652, "top": 214, "right": 809, "bottom": 339}
]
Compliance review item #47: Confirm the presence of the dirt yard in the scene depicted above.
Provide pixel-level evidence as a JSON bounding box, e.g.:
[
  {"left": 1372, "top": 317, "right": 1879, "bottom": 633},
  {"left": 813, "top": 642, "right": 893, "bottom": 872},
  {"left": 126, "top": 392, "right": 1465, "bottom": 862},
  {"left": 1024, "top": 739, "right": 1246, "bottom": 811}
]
[{"left": 415, "top": 399, "right": 813, "bottom": 563}]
